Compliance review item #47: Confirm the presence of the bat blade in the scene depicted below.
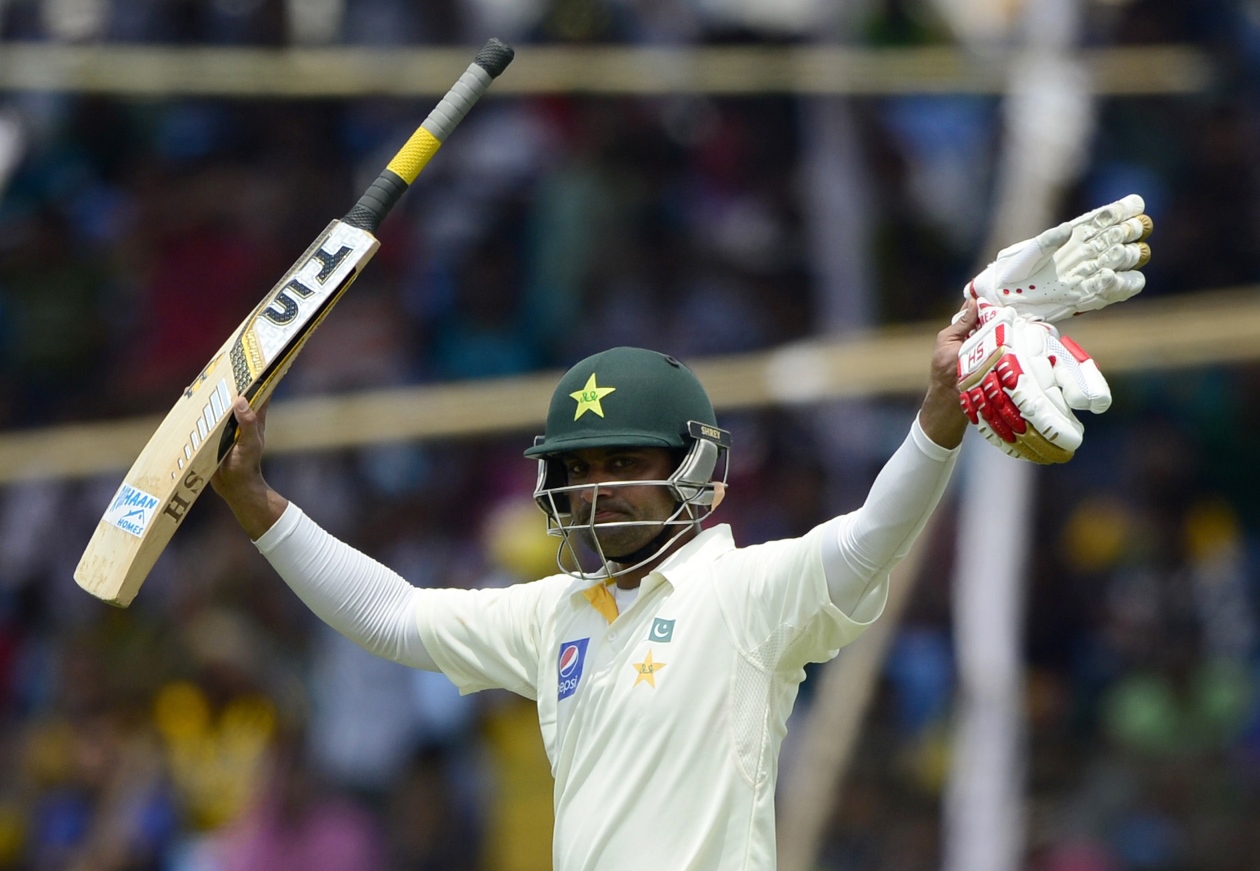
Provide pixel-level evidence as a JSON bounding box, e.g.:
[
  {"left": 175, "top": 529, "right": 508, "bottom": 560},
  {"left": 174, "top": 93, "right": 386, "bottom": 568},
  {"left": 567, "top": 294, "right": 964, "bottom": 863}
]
[{"left": 74, "top": 220, "right": 379, "bottom": 606}]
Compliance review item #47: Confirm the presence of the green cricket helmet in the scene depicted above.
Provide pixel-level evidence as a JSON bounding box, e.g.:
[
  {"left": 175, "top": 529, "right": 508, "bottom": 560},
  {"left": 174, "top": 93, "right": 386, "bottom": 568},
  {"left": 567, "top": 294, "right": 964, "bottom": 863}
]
[{"left": 526, "top": 347, "right": 731, "bottom": 580}]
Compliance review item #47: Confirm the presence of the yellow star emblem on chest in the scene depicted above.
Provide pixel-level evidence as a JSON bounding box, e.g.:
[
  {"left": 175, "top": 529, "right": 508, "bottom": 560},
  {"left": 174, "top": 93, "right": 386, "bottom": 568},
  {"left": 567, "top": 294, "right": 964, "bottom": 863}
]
[
  {"left": 570, "top": 373, "right": 616, "bottom": 420},
  {"left": 632, "top": 649, "right": 666, "bottom": 688}
]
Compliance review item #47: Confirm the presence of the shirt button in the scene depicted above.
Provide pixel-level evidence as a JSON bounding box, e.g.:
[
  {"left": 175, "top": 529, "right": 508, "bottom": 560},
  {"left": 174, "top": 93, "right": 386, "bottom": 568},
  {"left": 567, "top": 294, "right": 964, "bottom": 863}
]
[{"left": 607, "top": 632, "right": 617, "bottom": 641}]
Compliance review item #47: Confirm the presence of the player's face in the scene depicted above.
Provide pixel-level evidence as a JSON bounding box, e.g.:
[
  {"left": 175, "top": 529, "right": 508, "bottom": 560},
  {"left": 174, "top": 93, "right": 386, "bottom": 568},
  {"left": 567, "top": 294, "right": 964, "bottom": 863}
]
[{"left": 561, "top": 447, "right": 679, "bottom": 560}]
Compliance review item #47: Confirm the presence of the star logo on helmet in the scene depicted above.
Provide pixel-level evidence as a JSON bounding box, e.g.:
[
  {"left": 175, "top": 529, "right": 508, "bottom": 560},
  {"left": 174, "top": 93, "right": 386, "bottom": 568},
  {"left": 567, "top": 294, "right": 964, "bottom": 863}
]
[{"left": 570, "top": 373, "right": 616, "bottom": 420}]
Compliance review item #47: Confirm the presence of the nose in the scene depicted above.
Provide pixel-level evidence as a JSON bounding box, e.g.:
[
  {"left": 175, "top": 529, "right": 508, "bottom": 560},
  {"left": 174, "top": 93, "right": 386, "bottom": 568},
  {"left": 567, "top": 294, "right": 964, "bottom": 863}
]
[
  {"left": 573, "top": 481, "right": 605, "bottom": 509},
  {"left": 572, "top": 475, "right": 621, "bottom": 516}
]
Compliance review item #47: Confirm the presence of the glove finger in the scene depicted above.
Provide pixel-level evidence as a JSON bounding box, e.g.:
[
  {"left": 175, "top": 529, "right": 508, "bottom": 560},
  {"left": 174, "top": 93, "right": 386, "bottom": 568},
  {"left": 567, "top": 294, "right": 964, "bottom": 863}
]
[
  {"left": 992, "top": 224, "right": 1068, "bottom": 261},
  {"left": 1074, "top": 194, "right": 1146, "bottom": 238},
  {"left": 1031, "top": 405, "right": 1085, "bottom": 454},
  {"left": 1079, "top": 267, "right": 1145, "bottom": 304},
  {"left": 959, "top": 389, "right": 980, "bottom": 425},
  {"left": 1033, "top": 221, "right": 1074, "bottom": 255},
  {"left": 1047, "top": 334, "right": 1112, "bottom": 413},
  {"left": 1063, "top": 335, "right": 1113, "bottom": 413},
  {"left": 1094, "top": 215, "right": 1153, "bottom": 243},
  {"left": 1073, "top": 267, "right": 1145, "bottom": 308},
  {"left": 976, "top": 419, "right": 1025, "bottom": 460},
  {"left": 1088, "top": 217, "right": 1154, "bottom": 252},
  {"left": 972, "top": 384, "right": 1017, "bottom": 443},
  {"left": 982, "top": 371, "right": 1029, "bottom": 434},
  {"left": 1055, "top": 359, "right": 1111, "bottom": 413},
  {"left": 1097, "top": 241, "right": 1151, "bottom": 271},
  {"left": 1076, "top": 358, "right": 1112, "bottom": 413},
  {"left": 1009, "top": 382, "right": 1085, "bottom": 451},
  {"left": 1112, "top": 269, "right": 1145, "bottom": 299}
]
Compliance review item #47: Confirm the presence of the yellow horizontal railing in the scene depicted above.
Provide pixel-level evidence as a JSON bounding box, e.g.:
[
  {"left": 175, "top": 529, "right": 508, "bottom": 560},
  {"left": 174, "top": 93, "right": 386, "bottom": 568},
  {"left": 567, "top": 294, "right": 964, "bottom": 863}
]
[
  {"left": 1, "top": 286, "right": 1257, "bottom": 484},
  {"left": 0, "top": 43, "right": 1212, "bottom": 97}
]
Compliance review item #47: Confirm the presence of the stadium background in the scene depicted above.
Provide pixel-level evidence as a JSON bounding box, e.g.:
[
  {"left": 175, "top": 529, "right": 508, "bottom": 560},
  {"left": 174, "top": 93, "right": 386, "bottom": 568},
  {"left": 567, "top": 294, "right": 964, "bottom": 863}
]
[{"left": 1, "top": 0, "right": 1259, "bottom": 869}]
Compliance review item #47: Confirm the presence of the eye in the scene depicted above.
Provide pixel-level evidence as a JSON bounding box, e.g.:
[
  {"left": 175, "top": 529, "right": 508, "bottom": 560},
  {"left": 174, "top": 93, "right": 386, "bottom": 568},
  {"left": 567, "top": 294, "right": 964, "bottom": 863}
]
[{"left": 564, "top": 460, "right": 588, "bottom": 481}]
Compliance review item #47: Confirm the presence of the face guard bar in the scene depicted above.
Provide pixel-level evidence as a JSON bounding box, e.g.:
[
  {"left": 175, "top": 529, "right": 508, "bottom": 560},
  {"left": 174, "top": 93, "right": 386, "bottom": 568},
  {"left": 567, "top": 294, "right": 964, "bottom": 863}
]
[{"left": 532, "top": 421, "right": 731, "bottom": 581}]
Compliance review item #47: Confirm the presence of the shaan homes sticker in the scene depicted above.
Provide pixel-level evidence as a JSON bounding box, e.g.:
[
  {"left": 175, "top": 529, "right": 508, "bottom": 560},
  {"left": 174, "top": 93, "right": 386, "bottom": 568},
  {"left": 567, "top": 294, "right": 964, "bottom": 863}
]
[{"left": 104, "top": 484, "right": 161, "bottom": 538}]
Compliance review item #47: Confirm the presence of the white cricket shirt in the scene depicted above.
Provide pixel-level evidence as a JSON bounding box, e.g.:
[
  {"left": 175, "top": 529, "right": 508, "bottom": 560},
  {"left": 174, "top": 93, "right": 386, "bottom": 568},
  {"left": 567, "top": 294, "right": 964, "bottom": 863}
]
[
  {"left": 254, "top": 418, "right": 956, "bottom": 871},
  {"left": 414, "top": 520, "right": 877, "bottom": 871}
]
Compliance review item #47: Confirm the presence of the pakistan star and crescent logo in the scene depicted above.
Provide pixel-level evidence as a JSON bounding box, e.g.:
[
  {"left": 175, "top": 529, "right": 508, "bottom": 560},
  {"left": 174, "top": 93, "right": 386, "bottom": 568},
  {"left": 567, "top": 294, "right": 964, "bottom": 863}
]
[
  {"left": 571, "top": 373, "right": 616, "bottom": 420},
  {"left": 632, "top": 649, "right": 666, "bottom": 688}
]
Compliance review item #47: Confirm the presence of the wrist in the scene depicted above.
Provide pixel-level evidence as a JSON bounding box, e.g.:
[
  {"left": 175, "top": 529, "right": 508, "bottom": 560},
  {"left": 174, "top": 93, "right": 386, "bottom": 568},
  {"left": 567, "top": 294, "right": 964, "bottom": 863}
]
[
  {"left": 918, "top": 384, "right": 968, "bottom": 449},
  {"left": 220, "top": 479, "right": 288, "bottom": 540}
]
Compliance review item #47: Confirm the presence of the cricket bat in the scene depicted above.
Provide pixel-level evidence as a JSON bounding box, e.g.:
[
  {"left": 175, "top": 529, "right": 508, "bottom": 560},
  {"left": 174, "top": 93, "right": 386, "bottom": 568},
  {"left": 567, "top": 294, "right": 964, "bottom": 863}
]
[{"left": 74, "top": 39, "right": 514, "bottom": 607}]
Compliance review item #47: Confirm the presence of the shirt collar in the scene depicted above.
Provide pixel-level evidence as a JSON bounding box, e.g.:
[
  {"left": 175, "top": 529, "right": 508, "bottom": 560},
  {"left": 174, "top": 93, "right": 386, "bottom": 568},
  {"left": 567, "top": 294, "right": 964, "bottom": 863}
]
[
  {"left": 565, "top": 523, "right": 736, "bottom": 605},
  {"left": 653, "top": 523, "right": 735, "bottom": 582}
]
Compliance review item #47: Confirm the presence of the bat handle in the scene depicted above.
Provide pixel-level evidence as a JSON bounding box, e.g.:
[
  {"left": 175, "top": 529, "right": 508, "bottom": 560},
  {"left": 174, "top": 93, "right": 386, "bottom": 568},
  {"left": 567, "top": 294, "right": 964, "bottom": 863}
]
[
  {"left": 344, "top": 172, "right": 409, "bottom": 234},
  {"left": 343, "top": 38, "right": 514, "bottom": 233}
]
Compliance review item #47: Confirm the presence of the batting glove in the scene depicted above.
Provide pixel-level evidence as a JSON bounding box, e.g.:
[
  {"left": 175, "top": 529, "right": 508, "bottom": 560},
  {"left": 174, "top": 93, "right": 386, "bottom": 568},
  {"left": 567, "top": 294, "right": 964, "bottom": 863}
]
[
  {"left": 957, "top": 302, "right": 1111, "bottom": 464},
  {"left": 965, "top": 194, "right": 1153, "bottom": 324}
]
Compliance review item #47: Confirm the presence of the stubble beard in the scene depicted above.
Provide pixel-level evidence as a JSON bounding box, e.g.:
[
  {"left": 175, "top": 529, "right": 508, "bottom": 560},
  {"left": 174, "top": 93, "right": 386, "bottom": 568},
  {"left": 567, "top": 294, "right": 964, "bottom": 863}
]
[{"left": 576, "top": 520, "right": 666, "bottom": 561}]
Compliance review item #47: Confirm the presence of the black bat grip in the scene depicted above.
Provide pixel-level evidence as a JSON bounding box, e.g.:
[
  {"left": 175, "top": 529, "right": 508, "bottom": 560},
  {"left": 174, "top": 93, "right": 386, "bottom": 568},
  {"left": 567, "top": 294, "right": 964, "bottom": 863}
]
[
  {"left": 344, "top": 170, "right": 409, "bottom": 234},
  {"left": 475, "top": 38, "right": 515, "bottom": 78}
]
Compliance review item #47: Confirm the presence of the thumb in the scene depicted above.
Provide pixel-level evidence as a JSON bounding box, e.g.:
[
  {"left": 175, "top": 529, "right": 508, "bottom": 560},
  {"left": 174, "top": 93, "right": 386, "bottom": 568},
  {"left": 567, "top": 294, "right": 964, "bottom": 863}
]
[
  {"left": 992, "top": 225, "right": 1066, "bottom": 277},
  {"left": 1049, "top": 335, "right": 1111, "bottom": 413},
  {"left": 232, "top": 396, "right": 255, "bottom": 427},
  {"left": 947, "top": 297, "right": 979, "bottom": 336},
  {"left": 229, "top": 396, "right": 267, "bottom": 447},
  {"left": 1035, "top": 220, "right": 1074, "bottom": 254}
]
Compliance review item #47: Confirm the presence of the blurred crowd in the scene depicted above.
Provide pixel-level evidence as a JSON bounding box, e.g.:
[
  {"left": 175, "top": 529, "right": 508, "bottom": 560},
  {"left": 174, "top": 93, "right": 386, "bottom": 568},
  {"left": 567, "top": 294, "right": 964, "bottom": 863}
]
[{"left": 3, "top": 0, "right": 1260, "bottom": 869}]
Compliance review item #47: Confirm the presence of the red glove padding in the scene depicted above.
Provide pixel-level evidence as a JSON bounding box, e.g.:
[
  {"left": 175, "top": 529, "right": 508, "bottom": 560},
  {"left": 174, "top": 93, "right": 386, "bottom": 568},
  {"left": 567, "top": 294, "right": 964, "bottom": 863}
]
[{"left": 957, "top": 302, "right": 1111, "bottom": 464}]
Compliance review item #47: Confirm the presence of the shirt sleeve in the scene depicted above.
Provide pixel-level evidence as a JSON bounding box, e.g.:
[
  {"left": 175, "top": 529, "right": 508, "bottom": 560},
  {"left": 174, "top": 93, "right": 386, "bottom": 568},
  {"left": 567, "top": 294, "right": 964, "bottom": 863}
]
[
  {"left": 412, "top": 582, "right": 555, "bottom": 700},
  {"left": 713, "top": 417, "right": 958, "bottom": 672},
  {"left": 257, "top": 503, "right": 553, "bottom": 700},
  {"left": 711, "top": 522, "right": 869, "bottom": 672},
  {"left": 821, "top": 416, "right": 959, "bottom": 621},
  {"left": 254, "top": 503, "right": 438, "bottom": 671}
]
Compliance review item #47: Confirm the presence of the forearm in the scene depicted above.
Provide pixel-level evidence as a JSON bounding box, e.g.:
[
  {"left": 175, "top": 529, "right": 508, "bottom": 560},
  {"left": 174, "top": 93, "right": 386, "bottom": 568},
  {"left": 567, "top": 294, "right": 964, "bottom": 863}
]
[
  {"left": 823, "top": 418, "right": 959, "bottom": 617},
  {"left": 255, "top": 504, "right": 438, "bottom": 671},
  {"left": 917, "top": 297, "right": 976, "bottom": 450}
]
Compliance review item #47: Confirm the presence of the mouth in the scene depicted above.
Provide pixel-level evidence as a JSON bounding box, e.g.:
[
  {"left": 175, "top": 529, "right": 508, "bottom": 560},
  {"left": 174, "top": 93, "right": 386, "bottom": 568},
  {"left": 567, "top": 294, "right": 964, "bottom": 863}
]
[{"left": 574, "top": 502, "right": 629, "bottom": 525}]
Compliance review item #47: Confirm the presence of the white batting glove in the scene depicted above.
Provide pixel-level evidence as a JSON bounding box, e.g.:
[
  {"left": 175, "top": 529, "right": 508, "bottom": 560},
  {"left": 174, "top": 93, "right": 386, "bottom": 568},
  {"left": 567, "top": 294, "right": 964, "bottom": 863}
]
[
  {"left": 965, "top": 194, "right": 1153, "bottom": 324},
  {"left": 957, "top": 302, "right": 1111, "bottom": 464}
]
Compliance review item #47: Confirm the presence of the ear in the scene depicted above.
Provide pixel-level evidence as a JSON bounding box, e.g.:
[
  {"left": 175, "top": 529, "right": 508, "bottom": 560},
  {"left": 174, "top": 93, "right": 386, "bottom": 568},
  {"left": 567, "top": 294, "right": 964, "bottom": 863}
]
[{"left": 710, "top": 482, "right": 726, "bottom": 511}]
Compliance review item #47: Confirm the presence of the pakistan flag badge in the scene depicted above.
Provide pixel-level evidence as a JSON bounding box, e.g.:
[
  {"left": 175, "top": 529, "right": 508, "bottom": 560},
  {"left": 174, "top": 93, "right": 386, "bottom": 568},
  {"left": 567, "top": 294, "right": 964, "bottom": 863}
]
[{"left": 649, "top": 618, "right": 675, "bottom": 643}]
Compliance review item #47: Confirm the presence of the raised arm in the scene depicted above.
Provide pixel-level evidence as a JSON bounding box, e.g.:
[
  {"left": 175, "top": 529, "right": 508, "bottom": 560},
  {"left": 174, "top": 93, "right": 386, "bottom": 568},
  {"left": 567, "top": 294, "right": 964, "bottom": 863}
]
[
  {"left": 822, "top": 302, "right": 978, "bottom": 618},
  {"left": 212, "top": 399, "right": 437, "bottom": 671}
]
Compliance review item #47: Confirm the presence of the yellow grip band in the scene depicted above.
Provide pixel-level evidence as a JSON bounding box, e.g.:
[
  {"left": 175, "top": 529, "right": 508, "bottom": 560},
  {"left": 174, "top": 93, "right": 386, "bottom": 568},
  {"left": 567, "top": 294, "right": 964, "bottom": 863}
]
[{"left": 386, "top": 127, "right": 442, "bottom": 185}]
